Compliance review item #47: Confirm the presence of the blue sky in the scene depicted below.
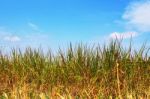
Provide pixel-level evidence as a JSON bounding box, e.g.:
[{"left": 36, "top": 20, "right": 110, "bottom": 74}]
[{"left": 0, "top": 0, "right": 150, "bottom": 51}]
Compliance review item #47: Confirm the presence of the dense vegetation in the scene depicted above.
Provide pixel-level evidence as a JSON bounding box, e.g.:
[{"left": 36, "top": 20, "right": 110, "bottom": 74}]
[{"left": 0, "top": 39, "right": 149, "bottom": 99}]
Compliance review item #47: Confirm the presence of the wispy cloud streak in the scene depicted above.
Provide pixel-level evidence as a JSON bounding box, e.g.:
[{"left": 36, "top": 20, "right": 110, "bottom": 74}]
[
  {"left": 123, "top": 0, "right": 150, "bottom": 32},
  {"left": 28, "top": 22, "right": 39, "bottom": 30}
]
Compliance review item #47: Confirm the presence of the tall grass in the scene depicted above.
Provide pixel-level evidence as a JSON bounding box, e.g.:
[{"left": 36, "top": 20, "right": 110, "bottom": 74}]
[{"left": 0, "top": 40, "right": 149, "bottom": 98}]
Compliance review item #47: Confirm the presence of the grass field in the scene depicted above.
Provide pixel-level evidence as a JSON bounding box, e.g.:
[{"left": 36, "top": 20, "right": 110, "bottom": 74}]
[{"left": 0, "top": 39, "right": 149, "bottom": 99}]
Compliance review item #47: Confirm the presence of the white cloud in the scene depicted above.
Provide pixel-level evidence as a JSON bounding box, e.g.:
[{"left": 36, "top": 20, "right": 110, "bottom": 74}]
[
  {"left": 0, "top": 29, "right": 21, "bottom": 42},
  {"left": 123, "top": 0, "right": 150, "bottom": 32},
  {"left": 4, "top": 36, "right": 21, "bottom": 42},
  {"left": 28, "top": 22, "right": 38, "bottom": 30},
  {"left": 109, "top": 31, "right": 138, "bottom": 39}
]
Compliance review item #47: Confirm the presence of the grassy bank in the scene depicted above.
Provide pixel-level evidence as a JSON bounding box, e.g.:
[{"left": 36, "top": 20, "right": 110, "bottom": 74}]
[{"left": 0, "top": 40, "right": 149, "bottom": 99}]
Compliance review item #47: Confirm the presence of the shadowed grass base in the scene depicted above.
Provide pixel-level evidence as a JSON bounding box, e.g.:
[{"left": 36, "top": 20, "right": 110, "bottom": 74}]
[{"left": 0, "top": 40, "right": 149, "bottom": 98}]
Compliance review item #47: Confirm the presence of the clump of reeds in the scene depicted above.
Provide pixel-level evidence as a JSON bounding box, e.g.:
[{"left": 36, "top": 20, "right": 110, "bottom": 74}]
[{"left": 0, "top": 39, "right": 149, "bottom": 99}]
